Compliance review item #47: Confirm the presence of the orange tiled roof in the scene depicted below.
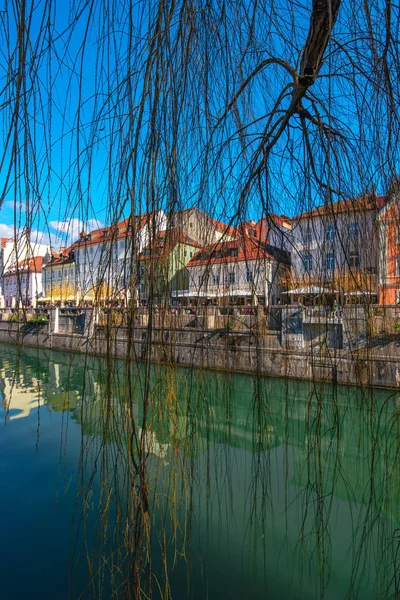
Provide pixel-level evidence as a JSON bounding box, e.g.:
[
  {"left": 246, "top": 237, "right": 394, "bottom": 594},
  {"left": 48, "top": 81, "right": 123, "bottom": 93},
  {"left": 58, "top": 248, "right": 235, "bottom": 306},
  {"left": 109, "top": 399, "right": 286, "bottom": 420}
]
[
  {"left": 73, "top": 212, "right": 160, "bottom": 247},
  {"left": 206, "top": 216, "right": 238, "bottom": 238},
  {"left": 5, "top": 255, "right": 44, "bottom": 274},
  {"left": 187, "top": 236, "right": 282, "bottom": 267},
  {"left": 44, "top": 248, "right": 75, "bottom": 267},
  {"left": 293, "top": 195, "right": 388, "bottom": 219},
  {"left": 262, "top": 214, "right": 291, "bottom": 228}
]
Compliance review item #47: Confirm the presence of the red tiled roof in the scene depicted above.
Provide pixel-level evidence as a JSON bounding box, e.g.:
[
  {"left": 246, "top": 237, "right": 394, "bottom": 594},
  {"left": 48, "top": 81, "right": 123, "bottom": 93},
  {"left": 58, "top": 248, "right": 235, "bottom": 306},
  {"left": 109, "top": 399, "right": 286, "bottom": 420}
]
[
  {"left": 73, "top": 211, "right": 161, "bottom": 247},
  {"left": 1, "top": 237, "right": 9, "bottom": 249},
  {"left": 5, "top": 256, "right": 44, "bottom": 274},
  {"left": 293, "top": 195, "right": 388, "bottom": 219},
  {"left": 237, "top": 214, "right": 291, "bottom": 241},
  {"left": 207, "top": 216, "right": 238, "bottom": 238},
  {"left": 187, "top": 236, "right": 278, "bottom": 267},
  {"left": 264, "top": 214, "right": 291, "bottom": 228}
]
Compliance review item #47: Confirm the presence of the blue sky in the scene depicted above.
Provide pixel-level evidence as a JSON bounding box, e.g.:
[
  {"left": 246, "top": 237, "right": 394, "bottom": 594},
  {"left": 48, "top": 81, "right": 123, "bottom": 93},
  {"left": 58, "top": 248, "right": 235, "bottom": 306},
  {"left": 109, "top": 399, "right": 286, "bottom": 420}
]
[{"left": 0, "top": 1, "right": 397, "bottom": 248}]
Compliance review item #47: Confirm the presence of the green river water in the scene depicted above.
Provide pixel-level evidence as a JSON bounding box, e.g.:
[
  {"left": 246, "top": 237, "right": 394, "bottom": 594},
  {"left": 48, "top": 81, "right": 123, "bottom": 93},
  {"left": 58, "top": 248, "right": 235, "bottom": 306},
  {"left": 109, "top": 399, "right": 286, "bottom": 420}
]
[{"left": 0, "top": 342, "right": 399, "bottom": 599}]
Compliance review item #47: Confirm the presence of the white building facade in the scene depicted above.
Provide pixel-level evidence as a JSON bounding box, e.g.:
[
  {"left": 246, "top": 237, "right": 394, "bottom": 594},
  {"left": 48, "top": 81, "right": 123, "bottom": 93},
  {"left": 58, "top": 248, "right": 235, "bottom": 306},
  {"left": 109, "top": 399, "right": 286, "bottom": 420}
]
[
  {"left": 3, "top": 256, "right": 44, "bottom": 307},
  {"left": 74, "top": 210, "right": 167, "bottom": 303},
  {"left": 186, "top": 237, "right": 286, "bottom": 305},
  {"left": 0, "top": 232, "right": 50, "bottom": 306},
  {"left": 288, "top": 196, "right": 387, "bottom": 295}
]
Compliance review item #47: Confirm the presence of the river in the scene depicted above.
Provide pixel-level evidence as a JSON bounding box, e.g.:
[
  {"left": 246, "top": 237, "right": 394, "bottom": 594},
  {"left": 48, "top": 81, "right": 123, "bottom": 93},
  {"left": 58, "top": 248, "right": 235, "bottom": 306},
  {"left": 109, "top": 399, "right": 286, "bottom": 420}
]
[{"left": 0, "top": 343, "right": 399, "bottom": 599}]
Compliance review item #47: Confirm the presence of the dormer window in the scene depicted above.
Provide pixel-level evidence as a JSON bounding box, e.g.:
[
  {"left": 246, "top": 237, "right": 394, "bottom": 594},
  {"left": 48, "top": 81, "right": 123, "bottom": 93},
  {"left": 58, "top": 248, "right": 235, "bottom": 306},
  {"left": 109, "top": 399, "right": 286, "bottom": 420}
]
[
  {"left": 103, "top": 230, "right": 108, "bottom": 238},
  {"left": 86, "top": 234, "right": 91, "bottom": 242},
  {"left": 230, "top": 248, "right": 238, "bottom": 257},
  {"left": 128, "top": 224, "right": 133, "bottom": 233}
]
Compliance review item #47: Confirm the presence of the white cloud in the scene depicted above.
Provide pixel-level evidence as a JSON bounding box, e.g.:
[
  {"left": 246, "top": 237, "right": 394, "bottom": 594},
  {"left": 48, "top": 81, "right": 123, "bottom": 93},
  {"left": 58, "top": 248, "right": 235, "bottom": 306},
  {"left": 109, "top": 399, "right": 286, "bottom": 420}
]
[
  {"left": 2, "top": 200, "right": 26, "bottom": 213},
  {"left": 49, "top": 218, "right": 104, "bottom": 244},
  {"left": 0, "top": 223, "right": 62, "bottom": 248},
  {"left": 30, "top": 229, "right": 63, "bottom": 248},
  {"left": 0, "top": 223, "right": 15, "bottom": 238}
]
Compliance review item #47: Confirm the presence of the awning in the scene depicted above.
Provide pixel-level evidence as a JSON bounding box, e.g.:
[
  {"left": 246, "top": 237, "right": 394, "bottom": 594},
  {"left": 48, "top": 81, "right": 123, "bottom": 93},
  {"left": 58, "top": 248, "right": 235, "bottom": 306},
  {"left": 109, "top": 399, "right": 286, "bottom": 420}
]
[
  {"left": 174, "top": 289, "right": 257, "bottom": 298},
  {"left": 345, "top": 290, "right": 376, "bottom": 296},
  {"left": 286, "top": 286, "right": 338, "bottom": 295}
]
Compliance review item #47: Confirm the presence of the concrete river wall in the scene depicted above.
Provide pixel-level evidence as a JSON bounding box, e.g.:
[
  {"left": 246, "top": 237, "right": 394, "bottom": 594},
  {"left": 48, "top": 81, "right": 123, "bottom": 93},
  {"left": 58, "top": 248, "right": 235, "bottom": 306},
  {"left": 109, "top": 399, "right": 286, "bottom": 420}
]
[{"left": 0, "top": 306, "right": 399, "bottom": 389}]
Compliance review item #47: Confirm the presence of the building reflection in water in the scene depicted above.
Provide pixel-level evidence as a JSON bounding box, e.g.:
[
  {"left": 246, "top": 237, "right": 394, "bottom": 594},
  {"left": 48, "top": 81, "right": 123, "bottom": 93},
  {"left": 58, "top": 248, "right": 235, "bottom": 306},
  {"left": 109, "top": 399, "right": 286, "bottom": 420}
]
[{"left": 0, "top": 345, "right": 400, "bottom": 599}]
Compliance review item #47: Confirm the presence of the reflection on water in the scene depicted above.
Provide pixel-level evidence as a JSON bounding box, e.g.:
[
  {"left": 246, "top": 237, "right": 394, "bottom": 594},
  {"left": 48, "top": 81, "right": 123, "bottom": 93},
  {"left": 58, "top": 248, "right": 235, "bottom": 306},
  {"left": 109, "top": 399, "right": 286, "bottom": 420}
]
[
  {"left": 0, "top": 344, "right": 399, "bottom": 599},
  {"left": 0, "top": 363, "right": 43, "bottom": 421}
]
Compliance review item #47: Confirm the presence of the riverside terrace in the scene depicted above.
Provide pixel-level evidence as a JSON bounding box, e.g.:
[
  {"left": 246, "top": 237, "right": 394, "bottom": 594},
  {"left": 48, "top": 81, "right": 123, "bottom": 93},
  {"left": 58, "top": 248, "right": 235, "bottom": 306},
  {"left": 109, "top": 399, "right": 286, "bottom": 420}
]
[{"left": 0, "top": 304, "right": 399, "bottom": 388}]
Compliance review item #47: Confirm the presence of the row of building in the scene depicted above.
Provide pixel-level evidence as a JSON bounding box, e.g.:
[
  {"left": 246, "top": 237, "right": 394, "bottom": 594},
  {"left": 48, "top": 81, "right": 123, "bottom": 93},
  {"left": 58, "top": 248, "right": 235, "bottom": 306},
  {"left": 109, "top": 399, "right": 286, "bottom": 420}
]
[{"left": 1, "top": 193, "right": 400, "bottom": 308}]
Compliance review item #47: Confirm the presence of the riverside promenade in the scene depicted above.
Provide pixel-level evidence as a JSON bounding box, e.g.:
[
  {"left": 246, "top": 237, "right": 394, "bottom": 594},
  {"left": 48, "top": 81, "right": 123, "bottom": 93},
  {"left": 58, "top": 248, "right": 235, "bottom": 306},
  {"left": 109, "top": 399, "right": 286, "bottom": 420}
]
[{"left": 0, "top": 305, "right": 399, "bottom": 389}]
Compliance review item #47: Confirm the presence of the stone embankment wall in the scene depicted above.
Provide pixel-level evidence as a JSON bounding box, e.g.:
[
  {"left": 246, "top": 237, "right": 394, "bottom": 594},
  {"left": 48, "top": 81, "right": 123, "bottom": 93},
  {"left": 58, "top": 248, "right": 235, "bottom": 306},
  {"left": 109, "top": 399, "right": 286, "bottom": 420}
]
[{"left": 0, "top": 306, "right": 399, "bottom": 389}]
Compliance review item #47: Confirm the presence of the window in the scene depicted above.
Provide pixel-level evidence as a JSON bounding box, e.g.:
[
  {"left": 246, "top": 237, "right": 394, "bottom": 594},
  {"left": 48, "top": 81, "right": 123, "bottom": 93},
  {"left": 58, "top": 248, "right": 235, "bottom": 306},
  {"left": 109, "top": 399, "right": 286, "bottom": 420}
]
[
  {"left": 396, "top": 290, "right": 400, "bottom": 304},
  {"left": 398, "top": 202, "right": 400, "bottom": 215},
  {"left": 397, "top": 255, "right": 400, "bottom": 277},
  {"left": 246, "top": 270, "right": 253, "bottom": 283},
  {"left": 349, "top": 251, "right": 360, "bottom": 268},
  {"left": 230, "top": 248, "right": 238, "bottom": 257},
  {"left": 190, "top": 252, "right": 193, "bottom": 258},
  {"left": 198, "top": 275, "right": 203, "bottom": 286},
  {"left": 189, "top": 222, "right": 193, "bottom": 228},
  {"left": 303, "top": 254, "right": 313, "bottom": 272},
  {"left": 228, "top": 271, "right": 236, "bottom": 284},
  {"left": 325, "top": 253, "right": 335, "bottom": 270},
  {"left": 348, "top": 222, "right": 359, "bottom": 237},
  {"left": 213, "top": 274, "right": 220, "bottom": 285},
  {"left": 248, "top": 229, "right": 256, "bottom": 237},
  {"left": 302, "top": 228, "right": 313, "bottom": 244},
  {"left": 397, "top": 226, "right": 400, "bottom": 245},
  {"left": 325, "top": 225, "right": 335, "bottom": 241},
  {"left": 184, "top": 250, "right": 187, "bottom": 257}
]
